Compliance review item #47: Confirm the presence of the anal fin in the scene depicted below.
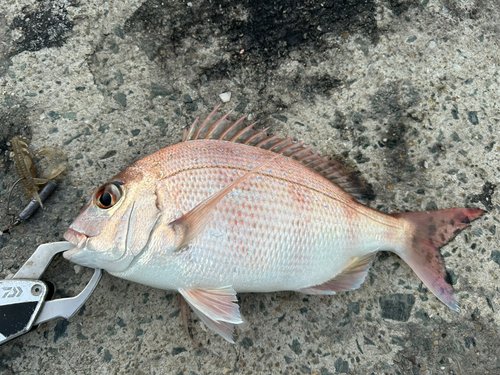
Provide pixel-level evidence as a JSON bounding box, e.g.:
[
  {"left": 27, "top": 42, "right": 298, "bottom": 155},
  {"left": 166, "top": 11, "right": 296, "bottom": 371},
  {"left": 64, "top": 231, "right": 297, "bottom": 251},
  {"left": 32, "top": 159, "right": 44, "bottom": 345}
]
[{"left": 299, "top": 253, "right": 375, "bottom": 295}]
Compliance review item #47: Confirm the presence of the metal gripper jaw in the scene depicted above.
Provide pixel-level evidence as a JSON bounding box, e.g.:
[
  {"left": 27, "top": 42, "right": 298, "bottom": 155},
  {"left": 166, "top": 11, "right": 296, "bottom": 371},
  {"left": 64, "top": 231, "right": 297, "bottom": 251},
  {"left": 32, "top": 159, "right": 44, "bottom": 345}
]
[{"left": 0, "top": 242, "right": 101, "bottom": 345}]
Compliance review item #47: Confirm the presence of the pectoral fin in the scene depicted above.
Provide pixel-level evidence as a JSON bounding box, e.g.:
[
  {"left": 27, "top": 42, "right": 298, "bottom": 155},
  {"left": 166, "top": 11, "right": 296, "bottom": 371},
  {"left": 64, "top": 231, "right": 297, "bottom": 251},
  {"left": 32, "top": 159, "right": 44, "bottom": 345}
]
[
  {"left": 169, "top": 154, "right": 279, "bottom": 252},
  {"left": 179, "top": 286, "right": 243, "bottom": 343},
  {"left": 299, "top": 253, "right": 376, "bottom": 294}
]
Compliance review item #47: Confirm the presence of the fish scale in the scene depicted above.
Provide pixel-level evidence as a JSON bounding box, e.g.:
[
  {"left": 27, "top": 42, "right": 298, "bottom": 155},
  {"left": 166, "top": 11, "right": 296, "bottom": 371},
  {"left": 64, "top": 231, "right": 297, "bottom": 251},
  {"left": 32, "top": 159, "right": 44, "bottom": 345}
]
[{"left": 64, "top": 108, "right": 485, "bottom": 343}]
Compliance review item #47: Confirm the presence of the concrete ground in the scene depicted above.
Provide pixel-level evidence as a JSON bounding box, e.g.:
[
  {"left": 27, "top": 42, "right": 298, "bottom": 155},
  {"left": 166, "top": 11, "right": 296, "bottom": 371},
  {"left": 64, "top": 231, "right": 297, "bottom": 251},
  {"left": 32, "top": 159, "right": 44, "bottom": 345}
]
[{"left": 0, "top": 0, "right": 499, "bottom": 373}]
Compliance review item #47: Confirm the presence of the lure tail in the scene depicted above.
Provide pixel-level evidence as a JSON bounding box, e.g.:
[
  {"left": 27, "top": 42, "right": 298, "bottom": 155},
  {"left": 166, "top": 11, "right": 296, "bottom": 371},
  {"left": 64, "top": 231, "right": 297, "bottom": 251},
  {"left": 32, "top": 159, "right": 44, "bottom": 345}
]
[{"left": 392, "top": 208, "right": 485, "bottom": 312}]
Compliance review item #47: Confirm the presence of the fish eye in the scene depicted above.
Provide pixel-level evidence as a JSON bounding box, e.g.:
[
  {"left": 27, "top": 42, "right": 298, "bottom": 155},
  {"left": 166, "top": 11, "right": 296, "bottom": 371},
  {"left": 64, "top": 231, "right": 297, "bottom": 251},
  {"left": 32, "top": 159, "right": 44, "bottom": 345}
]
[{"left": 94, "top": 182, "right": 123, "bottom": 209}]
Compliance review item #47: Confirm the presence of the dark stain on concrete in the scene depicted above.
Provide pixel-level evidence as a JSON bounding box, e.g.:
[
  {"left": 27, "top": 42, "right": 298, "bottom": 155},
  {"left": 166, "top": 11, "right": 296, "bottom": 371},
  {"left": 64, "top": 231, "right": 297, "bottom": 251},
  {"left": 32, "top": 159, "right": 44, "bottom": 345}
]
[
  {"left": 124, "top": 0, "right": 378, "bottom": 64},
  {"left": 0, "top": 105, "right": 32, "bottom": 158},
  {"left": 53, "top": 320, "right": 70, "bottom": 343},
  {"left": 370, "top": 81, "right": 421, "bottom": 182},
  {"left": 441, "top": 0, "right": 488, "bottom": 21},
  {"left": 0, "top": 12, "right": 12, "bottom": 77},
  {"left": 229, "top": 0, "right": 378, "bottom": 62},
  {"left": 123, "top": 0, "right": 378, "bottom": 115},
  {"left": 0, "top": 104, "right": 32, "bottom": 231},
  {"left": 9, "top": 0, "right": 75, "bottom": 56},
  {"left": 385, "top": 0, "right": 422, "bottom": 16},
  {"left": 467, "top": 181, "right": 496, "bottom": 211}
]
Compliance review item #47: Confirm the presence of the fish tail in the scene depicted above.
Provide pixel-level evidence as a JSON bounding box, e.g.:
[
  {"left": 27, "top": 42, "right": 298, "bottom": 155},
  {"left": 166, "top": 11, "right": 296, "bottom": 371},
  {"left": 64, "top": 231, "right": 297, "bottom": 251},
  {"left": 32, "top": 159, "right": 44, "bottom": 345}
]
[{"left": 391, "top": 208, "right": 485, "bottom": 312}]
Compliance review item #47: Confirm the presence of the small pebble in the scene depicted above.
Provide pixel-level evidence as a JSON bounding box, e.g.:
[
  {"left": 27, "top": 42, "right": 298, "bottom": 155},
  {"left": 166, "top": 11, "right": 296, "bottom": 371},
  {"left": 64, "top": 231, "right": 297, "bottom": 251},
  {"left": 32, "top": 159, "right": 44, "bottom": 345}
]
[
  {"left": 219, "top": 92, "right": 231, "bottom": 103},
  {"left": 74, "top": 265, "right": 83, "bottom": 274}
]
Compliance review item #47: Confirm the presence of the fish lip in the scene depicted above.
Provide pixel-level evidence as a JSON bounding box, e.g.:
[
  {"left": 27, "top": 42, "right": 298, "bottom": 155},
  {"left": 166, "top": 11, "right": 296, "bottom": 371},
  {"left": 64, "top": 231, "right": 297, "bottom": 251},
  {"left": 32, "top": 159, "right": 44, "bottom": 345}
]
[{"left": 64, "top": 228, "right": 88, "bottom": 249}]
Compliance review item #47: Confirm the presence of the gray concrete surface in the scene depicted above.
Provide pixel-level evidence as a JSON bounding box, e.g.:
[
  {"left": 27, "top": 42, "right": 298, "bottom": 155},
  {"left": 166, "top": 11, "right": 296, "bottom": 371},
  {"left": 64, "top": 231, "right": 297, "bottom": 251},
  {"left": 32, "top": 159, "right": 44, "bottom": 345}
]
[{"left": 0, "top": 0, "right": 499, "bottom": 374}]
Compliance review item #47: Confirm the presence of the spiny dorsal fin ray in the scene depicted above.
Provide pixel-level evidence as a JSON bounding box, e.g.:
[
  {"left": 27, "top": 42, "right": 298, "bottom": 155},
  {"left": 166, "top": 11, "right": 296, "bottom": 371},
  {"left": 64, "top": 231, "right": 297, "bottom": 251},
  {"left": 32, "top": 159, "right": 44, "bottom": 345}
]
[{"left": 184, "top": 108, "right": 375, "bottom": 204}]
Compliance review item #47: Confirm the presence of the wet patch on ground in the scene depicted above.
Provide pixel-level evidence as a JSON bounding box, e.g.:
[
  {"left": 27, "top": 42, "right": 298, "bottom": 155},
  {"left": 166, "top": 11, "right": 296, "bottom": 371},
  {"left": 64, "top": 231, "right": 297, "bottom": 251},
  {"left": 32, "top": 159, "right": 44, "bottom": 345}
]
[
  {"left": 467, "top": 181, "right": 496, "bottom": 211},
  {"left": 0, "top": 104, "right": 33, "bottom": 269},
  {"left": 124, "top": 0, "right": 378, "bottom": 64},
  {"left": 122, "top": 0, "right": 378, "bottom": 116},
  {"left": 9, "top": 0, "right": 75, "bottom": 56},
  {"left": 0, "top": 12, "right": 12, "bottom": 78},
  {"left": 369, "top": 81, "right": 421, "bottom": 182},
  {"left": 385, "top": 0, "right": 423, "bottom": 16},
  {"left": 0, "top": 104, "right": 32, "bottom": 203}
]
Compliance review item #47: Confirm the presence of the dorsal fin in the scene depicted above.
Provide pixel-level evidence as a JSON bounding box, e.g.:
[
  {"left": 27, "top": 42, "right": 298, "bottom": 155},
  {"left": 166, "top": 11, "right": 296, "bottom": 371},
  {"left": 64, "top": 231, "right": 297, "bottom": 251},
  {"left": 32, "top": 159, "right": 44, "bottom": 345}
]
[{"left": 184, "top": 107, "right": 375, "bottom": 204}]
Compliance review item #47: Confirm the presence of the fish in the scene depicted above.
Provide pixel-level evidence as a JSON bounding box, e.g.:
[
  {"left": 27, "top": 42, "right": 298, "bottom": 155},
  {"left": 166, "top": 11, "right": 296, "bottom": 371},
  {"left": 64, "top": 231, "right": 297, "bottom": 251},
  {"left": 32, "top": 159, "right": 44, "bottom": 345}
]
[{"left": 63, "top": 106, "right": 485, "bottom": 343}]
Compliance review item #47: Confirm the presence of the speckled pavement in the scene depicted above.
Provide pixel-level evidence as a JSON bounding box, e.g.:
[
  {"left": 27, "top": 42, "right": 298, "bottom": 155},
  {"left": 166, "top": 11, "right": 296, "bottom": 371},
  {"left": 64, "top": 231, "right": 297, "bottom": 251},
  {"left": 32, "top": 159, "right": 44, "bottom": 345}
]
[{"left": 0, "top": 1, "right": 499, "bottom": 374}]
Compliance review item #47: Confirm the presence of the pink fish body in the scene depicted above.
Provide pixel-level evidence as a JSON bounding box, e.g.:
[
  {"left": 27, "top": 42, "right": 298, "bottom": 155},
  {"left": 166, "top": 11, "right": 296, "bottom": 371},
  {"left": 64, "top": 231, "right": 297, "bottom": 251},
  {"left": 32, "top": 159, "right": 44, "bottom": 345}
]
[{"left": 64, "top": 107, "right": 485, "bottom": 342}]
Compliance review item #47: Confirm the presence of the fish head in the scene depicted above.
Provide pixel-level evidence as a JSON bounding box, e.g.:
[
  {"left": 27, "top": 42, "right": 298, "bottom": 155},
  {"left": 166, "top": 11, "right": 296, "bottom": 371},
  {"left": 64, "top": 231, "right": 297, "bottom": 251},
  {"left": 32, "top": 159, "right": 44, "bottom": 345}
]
[{"left": 64, "top": 166, "right": 160, "bottom": 273}]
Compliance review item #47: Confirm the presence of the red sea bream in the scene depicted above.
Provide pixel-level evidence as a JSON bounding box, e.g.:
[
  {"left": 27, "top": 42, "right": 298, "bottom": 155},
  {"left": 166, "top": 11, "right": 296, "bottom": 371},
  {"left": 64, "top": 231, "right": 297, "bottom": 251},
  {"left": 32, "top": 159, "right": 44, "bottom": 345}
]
[{"left": 63, "top": 107, "right": 485, "bottom": 343}]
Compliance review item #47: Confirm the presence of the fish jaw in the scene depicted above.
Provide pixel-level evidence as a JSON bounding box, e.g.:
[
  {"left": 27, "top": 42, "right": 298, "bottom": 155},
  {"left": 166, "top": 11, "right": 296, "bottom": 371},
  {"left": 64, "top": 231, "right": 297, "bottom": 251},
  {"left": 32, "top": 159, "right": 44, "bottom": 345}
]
[
  {"left": 63, "top": 247, "right": 98, "bottom": 268},
  {"left": 63, "top": 228, "right": 106, "bottom": 269},
  {"left": 64, "top": 228, "right": 88, "bottom": 249},
  {"left": 63, "top": 229, "right": 102, "bottom": 269},
  {"left": 63, "top": 227, "right": 134, "bottom": 272}
]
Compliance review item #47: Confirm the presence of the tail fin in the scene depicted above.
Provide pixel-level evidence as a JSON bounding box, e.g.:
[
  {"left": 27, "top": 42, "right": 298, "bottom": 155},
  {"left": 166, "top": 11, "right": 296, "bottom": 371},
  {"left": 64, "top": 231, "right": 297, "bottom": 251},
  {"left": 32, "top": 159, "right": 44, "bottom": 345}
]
[{"left": 392, "top": 208, "right": 485, "bottom": 312}]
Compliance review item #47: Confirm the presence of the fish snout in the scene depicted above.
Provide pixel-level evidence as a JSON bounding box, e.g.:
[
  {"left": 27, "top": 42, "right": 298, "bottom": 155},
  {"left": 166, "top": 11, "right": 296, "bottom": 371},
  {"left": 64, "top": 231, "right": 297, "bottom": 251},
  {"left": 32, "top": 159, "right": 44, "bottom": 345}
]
[
  {"left": 64, "top": 228, "right": 88, "bottom": 249},
  {"left": 63, "top": 228, "right": 92, "bottom": 264}
]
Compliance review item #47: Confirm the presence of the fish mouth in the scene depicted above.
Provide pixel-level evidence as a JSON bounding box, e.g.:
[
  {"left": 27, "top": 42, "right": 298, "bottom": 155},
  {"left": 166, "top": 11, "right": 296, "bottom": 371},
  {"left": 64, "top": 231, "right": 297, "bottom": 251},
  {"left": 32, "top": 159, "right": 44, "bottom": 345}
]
[
  {"left": 63, "top": 228, "right": 88, "bottom": 261},
  {"left": 64, "top": 228, "right": 88, "bottom": 247}
]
